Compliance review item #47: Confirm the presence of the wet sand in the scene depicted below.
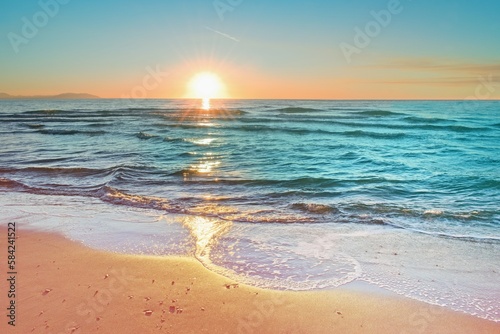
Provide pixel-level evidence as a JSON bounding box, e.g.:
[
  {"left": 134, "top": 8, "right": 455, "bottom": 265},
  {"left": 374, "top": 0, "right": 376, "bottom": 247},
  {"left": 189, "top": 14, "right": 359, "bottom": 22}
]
[{"left": 2, "top": 227, "right": 499, "bottom": 334}]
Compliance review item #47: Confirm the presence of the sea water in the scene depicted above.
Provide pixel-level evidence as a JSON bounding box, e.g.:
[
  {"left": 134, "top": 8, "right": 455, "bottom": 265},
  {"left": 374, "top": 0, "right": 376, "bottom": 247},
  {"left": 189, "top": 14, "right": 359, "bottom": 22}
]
[{"left": 0, "top": 99, "right": 498, "bottom": 321}]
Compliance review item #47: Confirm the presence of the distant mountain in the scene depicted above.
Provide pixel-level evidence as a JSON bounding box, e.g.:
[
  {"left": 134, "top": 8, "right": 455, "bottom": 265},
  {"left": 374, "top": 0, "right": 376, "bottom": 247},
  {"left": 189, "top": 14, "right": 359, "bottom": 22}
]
[{"left": 0, "top": 92, "right": 100, "bottom": 100}]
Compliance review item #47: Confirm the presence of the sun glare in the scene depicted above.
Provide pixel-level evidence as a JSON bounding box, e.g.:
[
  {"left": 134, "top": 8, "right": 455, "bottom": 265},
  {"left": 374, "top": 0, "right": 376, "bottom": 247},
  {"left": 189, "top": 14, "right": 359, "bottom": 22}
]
[{"left": 188, "top": 72, "right": 225, "bottom": 110}]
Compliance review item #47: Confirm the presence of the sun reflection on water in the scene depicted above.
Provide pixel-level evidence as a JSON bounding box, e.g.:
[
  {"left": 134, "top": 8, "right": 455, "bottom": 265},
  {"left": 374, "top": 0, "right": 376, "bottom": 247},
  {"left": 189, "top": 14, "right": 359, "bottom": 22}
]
[
  {"left": 202, "top": 98, "right": 210, "bottom": 110},
  {"left": 192, "top": 160, "right": 221, "bottom": 174},
  {"left": 182, "top": 216, "right": 232, "bottom": 262}
]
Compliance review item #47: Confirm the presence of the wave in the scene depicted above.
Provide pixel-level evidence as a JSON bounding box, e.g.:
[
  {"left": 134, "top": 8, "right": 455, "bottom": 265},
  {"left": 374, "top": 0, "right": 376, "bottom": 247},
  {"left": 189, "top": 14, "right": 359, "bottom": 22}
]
[
  {"left": 0, "top": 166, "right": 163, "bottom": 181},
  {"left": 178, "top": 152, "right": 198, "bottom": 157},
  {"left": 372, "top": 121, "right": 489, "bottom": 133},
  {"left": 408, "top": 124, "right": 490, "bottom": 133},
  {"left": 403, "top": 116, "right": 452, "bottom": 124},
  {"left": 352, "top": 109, "right": 402, "bottom": 117},
  {"left": 21, "top": 108, "right": 159, "bottom": 114},
  {"left": 0, "top": 178, "right": 180, "bottom": 212},
  {"left": 442, "top": 125, "right": 489, "bottom": 133},
  {"left": 164, "top": 137, "right": 188, "bottom": 143},
  {"left": 152, "top": 108, "right": 247, "bottom": 118},
  {"left": 475, "top": 179, "right": 500, "bottom": 190},
  {"left": 136, "top": 131, "right": 158, "bottom": 140},
  {"left": 126, "top": 107, "right": 248, "bottom": 115},
  {"left": 96, "top": 186, "right": 181, "bottom": 212},
  {"left": 0, "top": 178, "right": 30, "bottom": 191},
  {"left": 170, "top": 175, "right": 344, "bottom": 187},
  {"left": 0, "top": 166, "right": 112, "bottom": 177},
  {"left": 17, "top": 109, "right": 154, "bottom": 118},
  {"left": 87, "top": 122, "right": 111, "bottom": 127},
  {"left": 205, "top": 108, "right": 248, "bottom": 116},
  {"left": 158, "top": 123, "right": 221, "bottom": 130},
  {"left": 125, "top": 107, "right": 173, "bottom": 112},
  {"left": 234, "top": 116, "right": 491, "bottom": 135},
  {"left": 1, "top": 177, "right": 498, "bottom": 240},
  {"left": 273, "top": 107, "right": 324, "bottom": 113},
  {"left": 290, "top": 203, "right": 339, "bottom": 215},
  {"left": 199, "top": 123, "right": 408, "bottom": 139},
  {"left": 342, "top": 130, "right": 406, "bottom": 139},
  {"left": 172, "top": 175, "right": 407, "bottom": 189},
  {"left": 3, "top": 116, "right": 118, "bottom": 123},
  {"left": 22, "top": 109, "right": 67, "bottom": 115},
  {"left": 38, "top": 129, "right": 106, "bottom": 136},
  {"left": 26, "top": 123, "right": 44, "bottom": 129},
  {"left": 213, "top": 124, "right": 313, "bottom": 135},
  {"left": 96, "top": 187, "right": 315, "bottom": 224}
]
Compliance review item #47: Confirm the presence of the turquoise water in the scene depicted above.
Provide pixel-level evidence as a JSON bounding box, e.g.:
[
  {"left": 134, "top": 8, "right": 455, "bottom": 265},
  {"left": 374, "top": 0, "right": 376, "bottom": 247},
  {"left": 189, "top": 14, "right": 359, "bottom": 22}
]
[{"left": 0, "top": 99, "right": 499, "bottom": 320}]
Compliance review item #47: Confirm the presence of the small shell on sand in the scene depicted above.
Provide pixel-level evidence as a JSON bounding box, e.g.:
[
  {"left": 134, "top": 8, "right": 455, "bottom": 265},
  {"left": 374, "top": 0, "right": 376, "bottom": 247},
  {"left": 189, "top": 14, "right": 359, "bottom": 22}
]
[
  {"left": 42, "top": 289, "right": 52, "bottom": 295},
  {"left": 104, "top": 274, "right": 109, "bottom": 279},
  {"left": 144, "top": 310, "right": 153, "bottom": 316},
  {"left": 201, "top": 307, "right": 205, "bottom": 311}
]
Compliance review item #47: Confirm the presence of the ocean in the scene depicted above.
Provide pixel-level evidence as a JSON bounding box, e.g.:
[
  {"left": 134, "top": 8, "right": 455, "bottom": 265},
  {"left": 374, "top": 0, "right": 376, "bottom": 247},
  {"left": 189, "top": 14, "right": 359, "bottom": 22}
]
[{"left": 0, "top": 99, "right": 499, "bottom": 321}]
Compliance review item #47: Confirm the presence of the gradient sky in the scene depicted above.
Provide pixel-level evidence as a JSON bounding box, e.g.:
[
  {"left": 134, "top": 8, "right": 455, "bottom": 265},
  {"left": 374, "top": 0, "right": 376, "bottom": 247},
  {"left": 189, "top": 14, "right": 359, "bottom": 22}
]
[{"left": 1, "top": 0, "right": 499, "bottom": 99}]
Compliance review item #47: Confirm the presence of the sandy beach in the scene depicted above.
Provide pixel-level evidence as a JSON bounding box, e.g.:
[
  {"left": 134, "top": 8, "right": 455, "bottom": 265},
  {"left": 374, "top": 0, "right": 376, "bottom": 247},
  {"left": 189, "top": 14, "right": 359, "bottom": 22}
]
[
  {"left": 2, "top": 0, "right": 500, "bottom": 332},
  {"left": 0, "top": 226, "right": 497, "bottom": 334}
]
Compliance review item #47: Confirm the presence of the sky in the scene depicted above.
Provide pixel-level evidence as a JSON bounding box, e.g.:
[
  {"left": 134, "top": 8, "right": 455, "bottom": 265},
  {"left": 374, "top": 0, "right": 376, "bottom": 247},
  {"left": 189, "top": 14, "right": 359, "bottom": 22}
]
[{"left": 1, "top": 0, "right": 499, "bottom": 99}]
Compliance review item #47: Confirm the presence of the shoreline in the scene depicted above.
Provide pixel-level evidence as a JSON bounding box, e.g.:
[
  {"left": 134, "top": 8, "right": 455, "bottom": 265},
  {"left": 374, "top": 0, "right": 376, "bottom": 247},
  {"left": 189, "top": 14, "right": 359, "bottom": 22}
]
[{"left": 1, "top": 226, "right": 498, "bottom": 334}]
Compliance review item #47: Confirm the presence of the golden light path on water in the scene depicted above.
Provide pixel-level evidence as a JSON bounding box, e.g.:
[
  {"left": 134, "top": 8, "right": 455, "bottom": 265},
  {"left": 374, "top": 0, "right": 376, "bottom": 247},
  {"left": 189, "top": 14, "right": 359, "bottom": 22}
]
[
  {"left": 202, "top": 97, "right": 210, "bottom": 110},
  {"left": 181, "top": 216, "right": 232, "bottom": 265},
  {"left": 179, "top": 102, "right": 228, "bottom": 265}
]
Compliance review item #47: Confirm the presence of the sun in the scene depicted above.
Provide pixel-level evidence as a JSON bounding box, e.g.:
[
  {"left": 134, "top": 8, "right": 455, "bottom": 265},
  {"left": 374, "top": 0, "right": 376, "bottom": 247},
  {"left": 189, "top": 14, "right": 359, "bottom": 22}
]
[
  {"left": 189, "top": 72, "right": 222, "bottom": 99},
  {"left": 187, "top": 72, "right": 225, "bottom": 109}
]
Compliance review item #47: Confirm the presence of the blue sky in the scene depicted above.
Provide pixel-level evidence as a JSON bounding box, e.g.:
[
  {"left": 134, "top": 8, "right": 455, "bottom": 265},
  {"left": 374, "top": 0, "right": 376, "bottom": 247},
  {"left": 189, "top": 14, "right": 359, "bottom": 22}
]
[{"left": 1, "top": 0, "right": 499, "bottom": 99}]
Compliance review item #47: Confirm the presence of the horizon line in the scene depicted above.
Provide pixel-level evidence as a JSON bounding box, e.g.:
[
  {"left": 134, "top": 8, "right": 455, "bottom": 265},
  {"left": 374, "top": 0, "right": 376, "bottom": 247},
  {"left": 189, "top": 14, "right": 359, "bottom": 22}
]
[{"left": 2, "top": 97, "right": 499, "bottom": 102}]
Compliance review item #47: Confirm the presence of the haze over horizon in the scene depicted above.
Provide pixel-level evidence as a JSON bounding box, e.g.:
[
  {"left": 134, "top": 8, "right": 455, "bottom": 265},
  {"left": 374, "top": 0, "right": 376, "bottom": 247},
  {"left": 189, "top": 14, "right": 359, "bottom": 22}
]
[{"left": 1, "top": 0, "right": 499, "bottom": 100}]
